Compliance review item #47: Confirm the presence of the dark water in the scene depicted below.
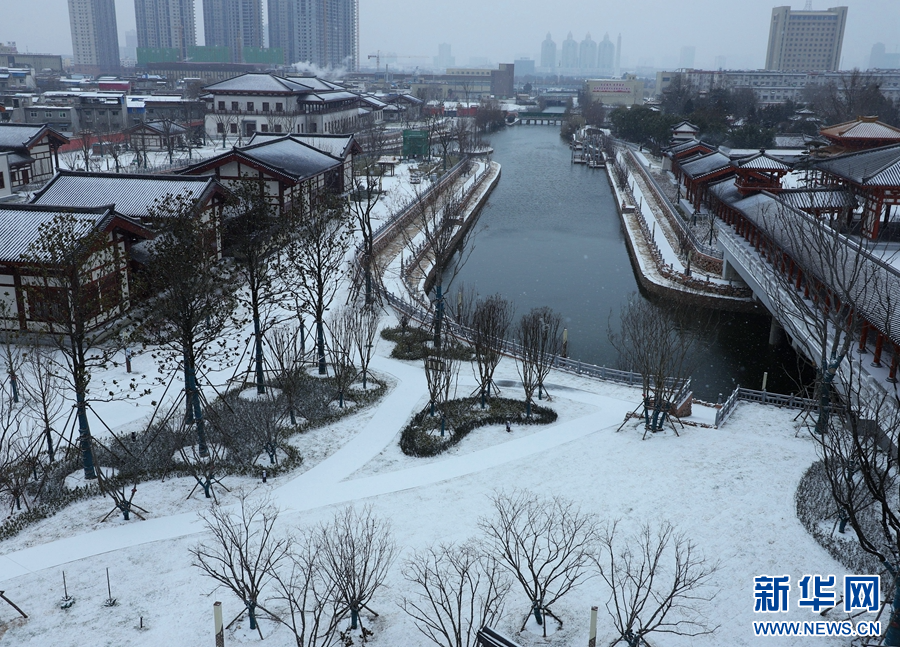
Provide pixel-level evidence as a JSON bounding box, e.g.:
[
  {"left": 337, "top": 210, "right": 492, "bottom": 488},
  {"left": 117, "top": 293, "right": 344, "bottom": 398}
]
[{"left": 445, "top": 126, "right": 811, "bottom": 400}]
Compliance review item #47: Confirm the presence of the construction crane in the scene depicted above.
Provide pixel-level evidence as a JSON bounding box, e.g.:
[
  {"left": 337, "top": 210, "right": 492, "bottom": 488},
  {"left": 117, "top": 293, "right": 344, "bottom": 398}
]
[{"left": 367, "top": 50, "right": 430, "bottom": 75}]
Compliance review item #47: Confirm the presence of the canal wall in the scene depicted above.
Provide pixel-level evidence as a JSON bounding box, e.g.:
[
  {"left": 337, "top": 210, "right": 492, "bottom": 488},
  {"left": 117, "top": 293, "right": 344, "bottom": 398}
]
[{"left": 604, "top": 153, "right": 758, "bottom": 312}]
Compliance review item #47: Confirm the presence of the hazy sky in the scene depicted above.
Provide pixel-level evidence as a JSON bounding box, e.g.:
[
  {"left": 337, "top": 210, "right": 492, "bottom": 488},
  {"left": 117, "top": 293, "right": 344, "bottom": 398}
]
[{"left": 1, "top": 0, "right": 897, "bottom": 71}]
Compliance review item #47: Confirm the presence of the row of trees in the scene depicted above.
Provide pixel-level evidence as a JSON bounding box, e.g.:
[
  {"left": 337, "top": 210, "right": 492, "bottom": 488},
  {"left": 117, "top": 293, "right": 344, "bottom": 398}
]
[{"left": 194, "top": 490, "right": 718, "bottom": 646}]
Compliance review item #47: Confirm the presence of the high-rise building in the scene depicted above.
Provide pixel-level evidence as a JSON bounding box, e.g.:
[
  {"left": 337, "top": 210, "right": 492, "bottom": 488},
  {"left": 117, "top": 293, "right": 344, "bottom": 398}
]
[
  {"left": 765, "top": 5, "right": 848, "bottom": 72},
  {"left": 68, "top": 0, "right": 120, "bottom": 74},
  {"left": 679, "top": 46, "right": 695, "bottom": 69},
  {"left": 870, "top": 43, "right": 900, "bottom": 70},
  {"left": 433, "top": 43, "right": 455, "bottom": 71},
  {"left": 540, "top": 33, "right": 556, "bottom": 70},
  {"left": 203, "top": 0, "right": 264, "bottom": 63},
  {"left": 579, "top": 34, "right": 597, "bottom": 70},
  {"left": 615, "top": 33, "right": 621, "bottom": 76},
  {"left": 267, "top": 0, "right": 359, "bottom": 70},
  {"left": 561, "top": 32, "right": 578, "bottom": 69},
  {"left": 598, "top": 33, "right": 615, "bottom": 75},
  {"left": 135, "top": 0, "right": 197, "bottom": 60}
]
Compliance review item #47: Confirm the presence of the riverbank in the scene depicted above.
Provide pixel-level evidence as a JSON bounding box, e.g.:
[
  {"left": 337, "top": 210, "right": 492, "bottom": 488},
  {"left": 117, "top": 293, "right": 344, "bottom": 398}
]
[{"left": 605, "top": 148, "right": 758, "bottom": 312}]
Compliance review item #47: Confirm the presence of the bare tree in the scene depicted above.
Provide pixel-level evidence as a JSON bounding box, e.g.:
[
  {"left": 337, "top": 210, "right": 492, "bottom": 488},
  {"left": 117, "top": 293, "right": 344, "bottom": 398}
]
[
  {"left": 470, "top": 294, "right": 513, "bottom": 407},
  {"left": 19, "top": 343, "right": 66, "bottom": 462},
  {"left": 400, "top": 541, "right": 510, "bottom": 647},
  {"left": 478, "top": 489, "right": 599, "bottom": 636},
  {"left": 190, "top": 492, "right": 289, "bottom": 636},
  {"left": 809, "top": 358, "right": 900, "bottom": 644},
  {"left": 423, "top": 350, "right": 459, "bottom": 437},
  {"left": 20, "top": 212, "right": 127, "bottom": 479},
  {"left": 350, "top": 305, "right": 379, "bottom": 390},
  {"left": 593, "top": 520, "right": 720, "bottom": 647},
  {"left": 280, "top": 192, "right": 352, "bottom": 375},
  {"left": 608, "top": 296, "right": 702, "bottom": 435},
  {"left": 405, "top": 185, "right": 468, "bottom": 352},
  {"left": 349, "top": 163, "right": 385, "bottom": 306},
  {"left": 179, "top": 435, "right": 229, "bottom": 501},
  {"left": 224, "top": 178, "right": 291, "bottom": 394},
  {"left": 759, "top": 203, "right": 886, "bottom": 435},
  {"left": 269, "top": 323, "right": 307, "bottom": 426},
  {"left": 0, "top": 396, "right": 40, "bottom": 513},
  {"left": 270, "top": 528, "right": 343, "bottom": 647},
  {"left": 134, "top": 194, "right": 241, "bottom": 458},
  {"left": 314, "top": 505, "right": 397, "bottom": 633},
  {"left": 327, "top": 307, "right": 357, "bottom": 408},
  {"left": 515, "top": 307, "right": 562, "bottom": 417}
]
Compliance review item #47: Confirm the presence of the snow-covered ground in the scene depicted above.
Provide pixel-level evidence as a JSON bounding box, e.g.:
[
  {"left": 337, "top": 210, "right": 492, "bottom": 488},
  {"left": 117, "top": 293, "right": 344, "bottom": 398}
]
[{"left": 0, "top": 155, "right": 852, "bottom": 646}]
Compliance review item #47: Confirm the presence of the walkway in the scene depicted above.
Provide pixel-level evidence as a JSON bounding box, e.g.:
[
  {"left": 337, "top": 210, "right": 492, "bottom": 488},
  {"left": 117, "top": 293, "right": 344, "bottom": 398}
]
[{"left": 0, "top": 351, "right": 633, "bottom": 584}]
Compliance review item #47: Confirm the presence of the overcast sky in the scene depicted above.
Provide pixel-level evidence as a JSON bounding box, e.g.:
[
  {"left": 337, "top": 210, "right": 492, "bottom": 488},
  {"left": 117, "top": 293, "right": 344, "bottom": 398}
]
[{"left": 1, "top": 0, "right": 897, "bottom": 71}]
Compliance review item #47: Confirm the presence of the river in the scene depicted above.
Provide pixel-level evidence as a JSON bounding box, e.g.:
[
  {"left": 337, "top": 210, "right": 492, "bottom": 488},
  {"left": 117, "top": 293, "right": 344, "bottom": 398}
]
[{"left": 445, "top": 126, "right": 812, "bottom": 401}]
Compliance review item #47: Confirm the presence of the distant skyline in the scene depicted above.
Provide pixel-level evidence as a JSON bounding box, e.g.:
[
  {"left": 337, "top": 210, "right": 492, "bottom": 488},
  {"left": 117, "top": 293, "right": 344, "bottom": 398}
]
[{"left": 1, "top": 0, "right": 898, "bottom": 71}]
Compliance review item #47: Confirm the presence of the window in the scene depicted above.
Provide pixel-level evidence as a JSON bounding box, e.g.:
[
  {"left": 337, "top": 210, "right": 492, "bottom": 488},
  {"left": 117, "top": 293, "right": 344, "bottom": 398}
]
[
  {"left": 274, "top": 124, "right": 282, "bottom": 133},
  {"left": 275, "top": 102, "right": 283, "bottom": 112},
  {"left": 217, "top": 122, "right": 225, "bottom": 133},
  {"left": 245, "top": 122, "right": 256, "bottom": 136},
  {"left": 27, "top": 285, "right": 67, "bottom": 323},
  {"left": 262, "top": 102, "right": 269, "bottom": 111},
  {"left": 260, "top": 124, "right": 268, "bottom": 132},
  {"left": 218, "top": 101, "right": 225, "bottom": 110},
  {"left": 247, "top": 102, "right": 255, "bottom": 111},
  {"left": 0, "top": 171, "right": 4, "bottom": 189},
  {"left": 231, "top": 101, "right": 239, "bottom": 111},
  {"left": 59, "top": 112, "right": 67, "bottom": 118},
  {"left": 230, "top": 123, "right": 237, "bottom": 133},
  {"left": 45, "top": 111, "right": 52, "bottom": 118},
  {"left": 30, "top": 111, "right": 37, "bottom": 117}
]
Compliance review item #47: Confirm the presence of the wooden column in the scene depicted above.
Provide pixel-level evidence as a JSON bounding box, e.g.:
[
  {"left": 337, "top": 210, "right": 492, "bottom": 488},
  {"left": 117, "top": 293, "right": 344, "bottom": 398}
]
[
  {"left": 872, "top": 333, "right": 885, "bottom": 368},
  {"left": 889, "top": 345, "right": 899, "bottom": 383},
  {"left": 859, "top": 320, "right": 869, "bottom": 353}
]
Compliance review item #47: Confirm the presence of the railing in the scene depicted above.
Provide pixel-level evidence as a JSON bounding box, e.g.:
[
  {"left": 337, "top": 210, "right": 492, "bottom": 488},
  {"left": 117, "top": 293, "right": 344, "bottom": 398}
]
[
  {"left": 715, "top": 385, "right": 819, "bottom": 427},
  {"left": 623, "top": 147, "right": 723, "bottom": 261}
]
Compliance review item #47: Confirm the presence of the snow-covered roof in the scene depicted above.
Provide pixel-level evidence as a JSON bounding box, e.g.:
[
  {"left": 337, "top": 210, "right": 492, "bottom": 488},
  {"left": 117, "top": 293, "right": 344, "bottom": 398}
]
[
  {"left": 246, "top": 132, "right": 359, "bottom": 160},
  {"left": 0, "top": 123, "right": 68, "bottom": 150},
  {"left": 815, "top": 144, "right": 900, "bottom": 187},
  {"left": 734, "top": 152, "right": 792, "bottom": 172},
  {"left": 204, "top": 73, "right": 345, "bottom": 95},
  {"left": 31, "top": 171, "right": 220, "bottom": 219},
  {"left": 0, "top": 204, "right": 112, "bottom": 262},
  {"left": 778, "top": 188, "right": 857, "bottom": 212},
  {"left": 182, "top": 136, "right": 342, "bottom": 183},
  {"left": 680, "top": 151, "right": 733, "bottom": 179},
  {"left": 820, "top": 117, "right": 900, "bottom": 142}
]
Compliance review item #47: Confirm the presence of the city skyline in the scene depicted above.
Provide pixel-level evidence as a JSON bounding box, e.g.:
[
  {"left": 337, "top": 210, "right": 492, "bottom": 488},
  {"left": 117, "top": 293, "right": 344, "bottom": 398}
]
[{"left": 2, "top": 0, "right": 898, "bottom": 72}]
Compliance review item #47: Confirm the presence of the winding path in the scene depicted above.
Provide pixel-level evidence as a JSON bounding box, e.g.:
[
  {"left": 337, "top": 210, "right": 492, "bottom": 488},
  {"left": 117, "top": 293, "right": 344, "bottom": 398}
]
[{"left": 0, "top": 353, "right": 632, "bottom": 584}]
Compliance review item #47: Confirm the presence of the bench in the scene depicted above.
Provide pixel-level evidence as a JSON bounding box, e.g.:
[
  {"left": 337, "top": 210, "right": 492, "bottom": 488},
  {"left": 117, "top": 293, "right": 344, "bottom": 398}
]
[{"left": 476, "top": 626, "right": 522, "bottom": 647}]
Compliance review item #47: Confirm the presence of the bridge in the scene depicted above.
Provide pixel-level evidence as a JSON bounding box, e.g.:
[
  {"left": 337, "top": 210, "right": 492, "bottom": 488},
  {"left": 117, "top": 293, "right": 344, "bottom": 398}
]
[{"left": 515, "top": 111, "right": 565, "bottom": 126}]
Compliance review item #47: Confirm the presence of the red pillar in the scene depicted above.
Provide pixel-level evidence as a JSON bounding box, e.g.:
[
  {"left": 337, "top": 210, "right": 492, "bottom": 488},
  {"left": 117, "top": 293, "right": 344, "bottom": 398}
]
[
  {"left": 859, "top": 321, "right": 869, "bottom": 353},
  {"left": 889, "top": 346, "right": 899, "bottom": 383},
  {"left": 872, "top": 333, "right": 885, "bottom": 368}
]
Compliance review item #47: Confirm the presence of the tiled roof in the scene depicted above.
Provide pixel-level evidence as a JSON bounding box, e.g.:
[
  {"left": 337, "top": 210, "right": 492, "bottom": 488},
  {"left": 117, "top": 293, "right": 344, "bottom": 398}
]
[
  {"left": 0, "top": 204, "right": 112, "bottom": 262},
  {"left": 0, "top": 123, "right": 67, "bottom": 150},
  {"left": 183, "top": 136, "right": 342, "bottom": 182},
  {"left": 820, "top": 118, "right": 900, "bottom": 141},
  {"left": 204, "top": 73, "right": 345, "bottom": 95},
  {"left": 778, "top": 188, "right": 857, "bottom": 212},
  {"left": 249, "top": 132, "right": 357, "bottom": 159},
  {"left": 31, "top": 171, "right": 218, "bottom": 219},
  {"left": 680, "top": 151, "right": 733, "bottom": 179},
  {"left": 815, "top": 144, "right": 900, "bottom": 186},
  {"left": 735, "top": 153, "right": 792, "bottom": 171}
]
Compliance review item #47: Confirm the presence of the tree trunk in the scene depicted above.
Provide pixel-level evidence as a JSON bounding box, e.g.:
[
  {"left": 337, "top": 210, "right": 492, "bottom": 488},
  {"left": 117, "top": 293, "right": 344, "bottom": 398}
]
[
  {"left": 434, "top": 284, "right": 444, "bottom": 351},
  {"left": 886, "top": 575, "right": 900, "bottom": 646},
  {"left": 184, "top": 355, "right": 209, "bottom": 458},
  {"left": 253, "top": 308, "right": 266, "bottom": 395},
  {"left": 76, "top": 389, "right": 97, "bottom": 479},
  {"left": 248, "top": 601, "right": 258, "bottom": 631},
  {"left": 317, "top": 319, "right": 327, "bottom": 375},
  {"left": 46, "top": 426, "right": 55, "bottom": 462}
]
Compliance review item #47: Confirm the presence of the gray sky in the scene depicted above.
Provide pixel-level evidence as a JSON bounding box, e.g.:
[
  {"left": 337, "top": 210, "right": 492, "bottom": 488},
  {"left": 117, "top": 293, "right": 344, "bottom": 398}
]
[{"left": 1, "top": 0, "right": 897, "bottom": 71}]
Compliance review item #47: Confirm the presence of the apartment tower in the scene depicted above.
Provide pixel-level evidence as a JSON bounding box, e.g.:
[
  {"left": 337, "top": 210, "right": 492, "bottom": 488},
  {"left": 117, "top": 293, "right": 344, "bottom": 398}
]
[
  {"left": 68, "top": 0, "right": 120, "bottom": 74},
  {"left": 203, "top": 0, "right": 264, "bottom": 63},
  {"left": 268, "top": 0, "right": 359, "bottom": 70},
  {"left": 134, "top": 0, "right": 197, "bottom": 60}
]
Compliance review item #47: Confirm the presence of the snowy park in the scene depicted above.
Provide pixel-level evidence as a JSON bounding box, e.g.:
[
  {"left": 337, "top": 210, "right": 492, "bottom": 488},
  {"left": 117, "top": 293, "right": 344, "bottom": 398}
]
[{"left": 0, "top": 152, "right": 865, "bottom": 647}]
